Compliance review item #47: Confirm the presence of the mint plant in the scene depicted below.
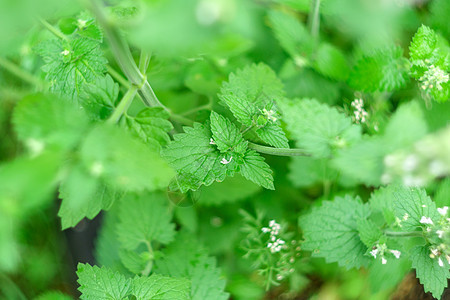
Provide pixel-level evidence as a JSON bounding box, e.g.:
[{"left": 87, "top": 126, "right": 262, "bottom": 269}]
[{"left": 0, "top": 0, "right": 449, "bottom": 299}]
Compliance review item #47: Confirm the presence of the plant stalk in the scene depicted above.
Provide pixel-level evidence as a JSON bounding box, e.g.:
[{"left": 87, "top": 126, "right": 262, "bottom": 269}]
[
  {"left": 107, "top": 85, "right": 138, "bottom": 124},
  {"left": 308, "top": 0, "right": 321, "bottom": 40},
  {"left": 0, "top": 57, "right": 46, "bottom": 88},
  {"left": 248, "top": 142, "right": 310, "bottom": 156}
]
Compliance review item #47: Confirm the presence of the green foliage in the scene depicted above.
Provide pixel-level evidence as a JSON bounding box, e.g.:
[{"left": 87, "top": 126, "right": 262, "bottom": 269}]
[
  {"left": 35, "top": 36, "right": 107, "bottom": 100},
  {"left": 278, "top": 98, "right": 361, "bottom": 158},
  {"left": 300, "top": 195, "right": 371, "bottom": 269},
  {"left": 79, "top": 75, "right": 119, "bottom": 120},
  {"left": 410, "top": 246, "right": 450, "bottom": 297},
  {"left": 314, "top": 43, "right": 350, "bottom": 81},
  {"left": 348, "top": 46, "right": 410, "bottom": 92},
  {"left": 123, "top": 107, "right": 173, "bottom": 151},
  {"left": 77, "top": 263, "right": 191, "bottom": 299},
  {"left": 154, "top": 232, "right": 229, "bottom": 300}
]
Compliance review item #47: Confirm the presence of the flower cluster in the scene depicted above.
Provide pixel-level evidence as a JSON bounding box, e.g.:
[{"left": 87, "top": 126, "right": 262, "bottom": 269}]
[
  {"left": 370, "top": 243, "right": 401, "bottom": 265},
  {"left": 262, "top": 220, "right": 287, "bottom": 253},
  {"left": 419, "top": 65, "right": 449, "bottom": 91},
  {"left": 351, "top": 98, "right": 369, "bottom": 124},
  {"left": 381, "top": 126, "right": 450, "bottom": 187},
  {"left": 261, "top": 108, "right": 278, "bottom": 122},
  {"left": 421, "top": 206, "right": 450, "bottom": 268}
]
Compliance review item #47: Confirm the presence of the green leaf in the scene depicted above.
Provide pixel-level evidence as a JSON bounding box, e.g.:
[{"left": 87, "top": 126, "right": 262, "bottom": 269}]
[
  {"left": 198, "top": 174, "right": 261, "bottom": 206},
  {"left": 210, "top": 111, "right": 247, "bottom": 154},
  {"left": 300, "top": 195, "right": 372, "bottom": 269},
  {"left": 79, "top": 75, "right": 119, "bottom": 120},
  {"left": 255, "top": 122, "right": 289, "bottom": 149},
  {"left": 35, "top": 37, "right": 107, "bottom": 100},
  {"left": 81, "top": 124, "right": 174, "bottom": 192},
  {"left": 288, "top": 156, "right": 338, "bottom": 187},
  {"left": 410, "top": 245, "right": 450, "bottom": 298},
  {"left": 13, "top": 93, "right": 90, "bottom": 151},
  {"left": 218, "top": 63, "right": 285, "bottom": 126},
  {"left": 131, "top": 275, "right": 190, "bottom": 300},
  {"left": 239, "top": 149, "right": 274, "bottom": 190},
  {"left": 76, "top": 263, "right": 132, "bottom": 300},
  {"left": 348, "top": 46, "right": 410, "bottom": 92},
  {"left": 154, "top": 232, "right": 229, "bottom": 300},
  {"left": 267, "top": 10, "right": 313, "bottom": 63},
  {"left": 357, "top": 219, "right": 382, "bottom": 248},
  {"left": 314, "top": 43, "right": 350, "bottom": 81},
  {"left": 124, "top": 107, "right": 173, "bottom": 151},
  {"left": 278, "top": 98, "right": 361, "bottom": 158},
  {"left": 369, "top": 185, "right": 396, "bottom": 225},
  {"left": 392, "top": 186, "right": 439, "bottom": 231},
  {"left": 161, "top": 122, "right": 231, "bottom": 192},
  {"left": 117, "top": 192, "right": 175, "bottom": 250},
  {"left": 58, "top": 169, "right": 122, "bottom": 230}
]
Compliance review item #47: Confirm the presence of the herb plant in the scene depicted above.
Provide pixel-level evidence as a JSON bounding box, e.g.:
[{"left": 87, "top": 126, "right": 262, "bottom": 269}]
[{"left": 0, "top": 0, "right": 449, "bottom": 299}]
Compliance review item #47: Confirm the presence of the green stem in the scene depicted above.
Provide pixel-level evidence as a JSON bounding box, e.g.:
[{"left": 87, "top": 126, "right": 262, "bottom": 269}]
[
  {"left": 308, "top": 0, "right": 321, "bottom": 40},
  {"left": 107, "top": 65, "right": 130, "bottom": 88},
  {"left": 0, "top": 57, "right": 46, "bottom": 88},
  {"left": 248, "top": 142, "right": 310, "bottom": 157},
  {"left": 39, "top": 18, "right": 69, "bottom": 41},
  {"left": 241, "top": 125, "right": 255, "bottom": 135},
  {"left": 89, "top": 0, "right": 165, "bottom": 109},
  {"left": 107, "top": 85, "right": 138, "bottom": 124},
  {"left": 141, "top": 241, "right": 154, "bottom": 276},
  {"left": 180, "top": 103, "right": 212, "bottom": 116},
  {"left": 170, "top": 113, "right": 194, "bottom": 126},
  {"left": 385, "top": 231, "right": 424, "bottom": 238}
]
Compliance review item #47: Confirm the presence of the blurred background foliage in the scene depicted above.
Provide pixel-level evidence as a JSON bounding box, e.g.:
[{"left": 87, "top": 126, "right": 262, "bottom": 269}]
[{"left": 0, "top": 0, "right": 449, "bottom": 299}]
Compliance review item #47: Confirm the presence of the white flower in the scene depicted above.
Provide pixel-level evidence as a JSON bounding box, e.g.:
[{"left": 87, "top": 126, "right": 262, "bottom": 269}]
[
  {"left": 61, "top": 49, "right": 70, "bottom": 56},
  {"left": 262, "top": 108, "right": 277, "bottom": 122},
  {"left": 209, "top": 138, "right": 216, "bottom": 145},
  {"left": 351, "top": 98, "right": 369, "bottom": 124},
  {"left": 436, "top": 230, "right": 444, "bottom": 239},
  {"left": 437, "top": 206, "right": 449, "bottom": 216},
  {"left": 390, "top": 250, "right": 401, "bottom": 259},
  {"left": 419, "top": 65, "right": 449, "bottom": 91},
  {"left": 438, "top": 257, "right": 444, "bottom": 267},
  {"left": 261, "top": 227, "right": 270, "bottom": 233},
  {"left": 419, "top": 216, "right": 433, "bottom": 225},
  {"left": 370, "top": 248, "right": 379, "bottom": 258},
  {"left": 430, "top": 248, "right": 439, "bottom": 258},
  {"left": 446, "top": 255, "right": 450, "bottom": 265},
  {"left": 77, "top": 19, "right": 87, "bottom": 29},
  {"left": 402, "top": 154, "right": 418, "bottom": 172},
  {"left": 381, "top": 257, "right": 387, "bottom": 265},
  {"left": 220, "top": 156, "right": 232, "bottom": 165}
]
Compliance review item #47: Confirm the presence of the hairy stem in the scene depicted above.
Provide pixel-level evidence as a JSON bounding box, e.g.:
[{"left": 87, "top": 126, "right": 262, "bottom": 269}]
[
  {"left": 139, "top": 51, "right": 151, "bottom": 74},
  {"left": 180, "top": 103, "right": 212, "bottom": 116},
  {"left": 141, "top": 241, "right": 154, "bottom": 276},
  {"left": 384, "top": 231, "right": 424, "bottom": 238},
  {"left": 0, "top": 57, "right": 46, "bottom": 88},
  {"left": 89, "top": 0, "right": 165, "bottom": 109},
  {"left": 106, "top": 65, "right": 130, "bottom": 88},
  {"left": 107, "top": 85, "right": 138, "bottom": 124},
  {"left": 248, "top": 142, "right": 310, "bottom": 156},
  {"left": 308, "top": 0, "right": 321, "bottom": 40}
]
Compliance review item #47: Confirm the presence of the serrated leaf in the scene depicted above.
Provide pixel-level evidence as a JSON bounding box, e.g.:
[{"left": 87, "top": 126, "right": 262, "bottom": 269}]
[
  {"left": 161, "top": 122, "right": 231, "bottom": 192},
  {"left": 117, "top": 192, "right": 175, "bottom": 250},
  {"left": 255, "top": 122, "right": 289, "bottom": 148},
  {"left": 369, "top": 185, "right": 396, "bottom": 225},
  {"left": 348, "top": 46, "right": 409, "bottom": 92},
  {"left": 357, "top": 219, "right": 382, "bottom": 248},
  {"left": 218, "top": 63, "right": 285, "bottom": 126},
  {"left": 314, "top": 43, "right": 350, "bottom": 81},
  {"left": 79, "top": 75, "right": 119, "bottom": 120},
  {"left": 124, "top": 107, "right": 173, "bottom": 151},
  {"left": 392, "top": 186, "right": 439, "bottom": 231},
  {"left": 267, "top": 10, "right": 313, "bottom": 62},
  {"left": 35, "top": 37, "right": 107, "bottom": 100},
  {"left": 58, "top": 170, "right": 122, "bottom": 230},
  {"left": 239, "top": 149, "right": 274, "bottom": 190},
  {"left": 76, "top": 263, "right": 132, "bottom": 300},
  {"left": 210, "top": 111, "right": 247, "bottom": 154},
  {"left": 300, "top": 195, "right": 372, "bottom": 269},
  {"left": 154, "top": 232, "right": 229, "bottom": 300},
  {"left": 131, "top": 275, "right": 190, "bottom": 300},
  {"left": 278, "top": 98, "right": 361, "bottom": 158},
  {"left": 13, "top": 93, "right": 90, "bottom": 151},
  {"left": 81, "top": 124, "right": 174, "bottom": 192},
  {"left": 410, "top": 245, "right": 449, "bottom": 298},
  {"left": 74, "top": 12, "right": 103, "bottom": 42}
]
